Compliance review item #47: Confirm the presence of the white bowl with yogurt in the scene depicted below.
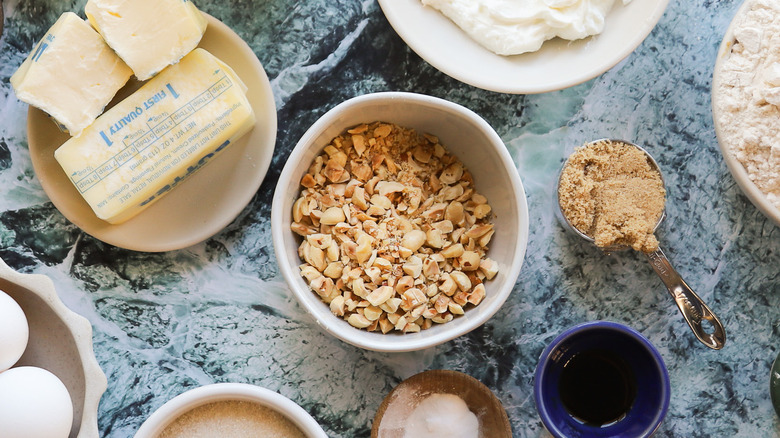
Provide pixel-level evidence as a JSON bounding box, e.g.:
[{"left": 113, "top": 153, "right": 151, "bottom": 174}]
[{"left": 378, "top": 0, "right": 670, "bottom": 94}]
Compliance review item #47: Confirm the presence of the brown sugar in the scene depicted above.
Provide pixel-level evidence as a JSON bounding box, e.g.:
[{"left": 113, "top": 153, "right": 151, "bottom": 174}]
[
  {"left": 557, "top": 140, "right": 666, "bottom": 253},
  {"left": 157, "top": 400, "right": 307, "bottom": 438}
]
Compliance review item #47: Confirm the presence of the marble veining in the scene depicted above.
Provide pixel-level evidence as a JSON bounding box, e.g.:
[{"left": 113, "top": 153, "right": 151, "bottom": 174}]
[{"left": 1, "top": 0, "right": 779, "bottom": 436}]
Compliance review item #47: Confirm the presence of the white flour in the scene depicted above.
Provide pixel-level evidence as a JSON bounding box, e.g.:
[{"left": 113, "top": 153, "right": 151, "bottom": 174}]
[{"left": 714, "top": 0, "right": 780, "bottom": 209}]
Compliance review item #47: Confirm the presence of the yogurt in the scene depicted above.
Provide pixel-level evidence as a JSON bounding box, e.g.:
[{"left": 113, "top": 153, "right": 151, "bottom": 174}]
[{"left": 422, "top": 0, "right": 632, "bottom": 55}]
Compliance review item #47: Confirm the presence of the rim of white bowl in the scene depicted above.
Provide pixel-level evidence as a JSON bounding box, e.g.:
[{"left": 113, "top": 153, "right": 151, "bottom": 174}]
[
  {"left": 134, "top": 383, "right": 327, "bottom": 438},
  {"left": 272, "top": 91, "right": 529, "bottom": 352}
]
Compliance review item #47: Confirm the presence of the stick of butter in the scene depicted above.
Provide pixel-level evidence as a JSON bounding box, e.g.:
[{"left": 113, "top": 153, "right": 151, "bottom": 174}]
[
  {"left": 54, "top": 48, "right": 256, "bottom": 225},
  {"left": 11, "top": 12, "right": 133, "bottom": 136},
  {"left": 85, "top": 0, "right": 208, "bottom": 81}
]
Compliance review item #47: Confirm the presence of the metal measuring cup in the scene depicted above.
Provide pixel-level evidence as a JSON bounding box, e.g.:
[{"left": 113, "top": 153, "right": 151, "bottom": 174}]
[{"left": 555, "top": 139, "right": 726, "bottom": 350}]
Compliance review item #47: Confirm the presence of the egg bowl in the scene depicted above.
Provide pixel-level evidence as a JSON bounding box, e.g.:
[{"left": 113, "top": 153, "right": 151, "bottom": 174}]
[
  {"left": 271, "top": 92, "right": 529, "bottom": 352},
  {"left": 134, "top": 383, "right": 327, "bottom": 437},
  {"left": 0, "top": 257, "right": 106, "bottom": 438},
  {"left": 712, "top": 0, "right": 780, "bottom": 227}
]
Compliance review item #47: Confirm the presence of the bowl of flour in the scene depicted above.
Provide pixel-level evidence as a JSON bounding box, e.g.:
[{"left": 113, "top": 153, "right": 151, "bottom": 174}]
[{"left": 712, "top": 0, "right": 780, "bottom": 226}]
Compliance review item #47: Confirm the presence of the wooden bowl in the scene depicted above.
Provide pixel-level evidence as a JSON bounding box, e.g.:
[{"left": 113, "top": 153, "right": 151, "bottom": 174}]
[{"left": 371, "top": 369, "right": 511, "bottom": 437}]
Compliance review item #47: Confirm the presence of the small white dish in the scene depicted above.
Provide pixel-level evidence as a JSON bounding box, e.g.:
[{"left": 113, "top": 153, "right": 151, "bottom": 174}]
[
  {"left": 272, "top": 91, "right": 529, "bottom": 352},
  {"left": 712, "top": 0, "right": 780, "bottom": 227},
  {"left": 378, "top": 0, "right": 670, "bottom": 94},
  {"left": 134, "top": 383, "right": 327, "bottom": 438},
  {"left": 27, "top": 13, "right": 277, "bottom": 252},
  {"left": 0, "top": 257, "right": 106, "bottom": 438}
]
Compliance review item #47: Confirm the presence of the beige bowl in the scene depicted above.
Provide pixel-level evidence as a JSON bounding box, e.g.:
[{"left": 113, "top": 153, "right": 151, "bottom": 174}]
[
  {"left": 712, "top": 0, "right": 780, "bottom": 227},
  {"left": 271, "top": 92, "right": 529, "bottom": 352},
  {"left": 0, "top": 258, "right": 106, "bottom": 438},
  {"left": 27, "top": 14, "right": 277, "bottom": 252}
]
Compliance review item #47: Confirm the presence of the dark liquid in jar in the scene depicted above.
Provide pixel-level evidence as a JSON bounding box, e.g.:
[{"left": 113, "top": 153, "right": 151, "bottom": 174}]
[{"left": 559, "top": 349, "right": 637, "bottom": 426}]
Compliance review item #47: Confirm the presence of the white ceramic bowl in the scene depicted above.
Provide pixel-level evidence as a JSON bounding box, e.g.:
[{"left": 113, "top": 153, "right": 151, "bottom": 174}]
[
  {"left": 0, "top": 258, "right": 107, "bottom": 438},
  {"left": 378, "top": 0, "right": 670, "bottom": 94},
  {"left": 712, "top": 0, "right": 780, "bottom": 227},
  {"left": 134, "top": 383, "right": 327, "bottom": 437},
  {"left": 271, "top": 92, "right": 529, "bottom": 352}
]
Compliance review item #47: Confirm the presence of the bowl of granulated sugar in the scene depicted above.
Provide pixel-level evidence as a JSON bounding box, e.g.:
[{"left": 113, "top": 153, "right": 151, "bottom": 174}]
[
  {"left": 134, "top": 383, "right": 327, "bottom": 438},
  {"left": 712, "top": 0, "right": 780, "bottom": 227}
]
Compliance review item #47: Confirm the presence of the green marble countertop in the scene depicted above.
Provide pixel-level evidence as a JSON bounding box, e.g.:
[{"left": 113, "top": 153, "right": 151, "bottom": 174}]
[{"left": 1, "top": 0, "right": 779, "bottom": 436}]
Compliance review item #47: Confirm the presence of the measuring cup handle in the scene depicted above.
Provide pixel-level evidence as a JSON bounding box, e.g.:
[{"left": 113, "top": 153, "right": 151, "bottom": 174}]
[{"left": 645, "top": 248, "right": 726, "bottom": 350}]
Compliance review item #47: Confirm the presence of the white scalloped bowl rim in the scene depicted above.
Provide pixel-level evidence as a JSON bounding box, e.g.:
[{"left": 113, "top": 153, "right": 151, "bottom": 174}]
[{"left": 0, "top": 258, "right": 106, "bottom": 438}]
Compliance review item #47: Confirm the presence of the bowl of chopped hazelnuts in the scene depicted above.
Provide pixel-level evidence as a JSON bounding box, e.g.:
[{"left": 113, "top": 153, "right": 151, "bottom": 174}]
[{"left": 271, "top": 92, "right": 529, "bottom": 352}]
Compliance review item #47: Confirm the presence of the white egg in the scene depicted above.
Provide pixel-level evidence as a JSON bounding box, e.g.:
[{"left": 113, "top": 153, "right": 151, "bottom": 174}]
[
  {"left": 0, "top": 366, "right": 74, "bottom": 438},
  {"left": 0, "top": 290, "right": 29, "bottom": 372}
]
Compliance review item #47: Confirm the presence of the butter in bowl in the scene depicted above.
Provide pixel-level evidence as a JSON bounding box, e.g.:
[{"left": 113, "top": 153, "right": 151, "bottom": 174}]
[
  {"left": 11, "top": 1, "right": 255, "bottom": 225},
  {"left": 20, "top": 3, "right": 277, "bottom": 251}
]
